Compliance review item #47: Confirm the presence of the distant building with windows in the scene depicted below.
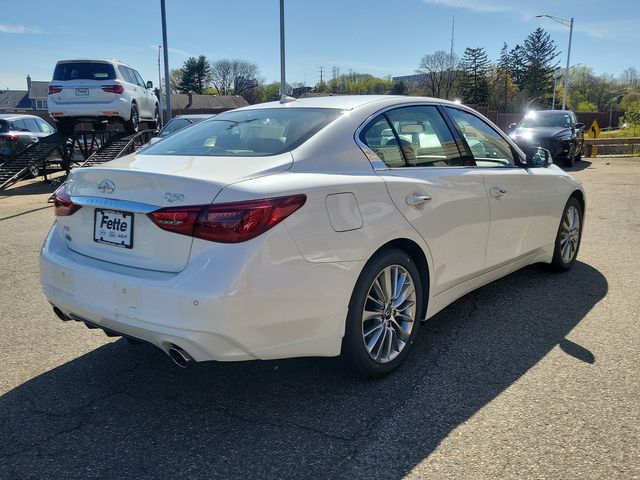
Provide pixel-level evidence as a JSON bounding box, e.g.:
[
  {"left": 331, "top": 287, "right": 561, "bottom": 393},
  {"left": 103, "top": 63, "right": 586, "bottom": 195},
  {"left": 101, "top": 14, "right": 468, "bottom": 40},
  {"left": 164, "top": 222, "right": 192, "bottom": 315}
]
[
  {"left": 392, "top": 74, "right": 426, "bottom": 85},
  {"left": 0, "top": 76, "right": 49, "bottom": 113}
]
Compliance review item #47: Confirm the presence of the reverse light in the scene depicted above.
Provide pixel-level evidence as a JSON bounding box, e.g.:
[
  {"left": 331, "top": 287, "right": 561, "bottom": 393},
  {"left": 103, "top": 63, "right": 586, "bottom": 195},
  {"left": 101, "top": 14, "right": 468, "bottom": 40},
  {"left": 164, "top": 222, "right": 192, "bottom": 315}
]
[
  {"left": 48, "top": 85, "right": 63, "bottom": 94},
  {"left": 147, "top": 195, "right": 307, "bottom": 243},
  {"left": 52, "top": 187, "right": 81, "bottom": 216},
  {"left": 101, "top": 84, "right": 125, "bottom": 94}
]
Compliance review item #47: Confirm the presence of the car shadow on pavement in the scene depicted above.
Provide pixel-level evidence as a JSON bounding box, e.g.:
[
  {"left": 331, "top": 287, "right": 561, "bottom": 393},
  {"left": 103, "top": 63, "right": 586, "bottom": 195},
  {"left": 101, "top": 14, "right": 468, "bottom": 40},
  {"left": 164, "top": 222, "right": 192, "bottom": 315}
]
[
  {"left": 565, "top": 159, "right": 593, "bottom": 172},
  {"left": 0, "top": 261, "right": 607, "bottom": 479}
]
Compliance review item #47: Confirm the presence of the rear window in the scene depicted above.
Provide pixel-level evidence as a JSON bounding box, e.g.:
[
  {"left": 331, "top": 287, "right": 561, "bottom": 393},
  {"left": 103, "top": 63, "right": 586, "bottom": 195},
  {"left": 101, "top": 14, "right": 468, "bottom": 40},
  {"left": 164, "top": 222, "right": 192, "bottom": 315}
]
[
  {"left": 53, "top": 62, "right": 116, "bottom": 81},
  {"left": 141, "top": 108, "right": 343, "bottom": 157},
  {"left": 0, "top": 120, "right": 9, "bottom": 133}
]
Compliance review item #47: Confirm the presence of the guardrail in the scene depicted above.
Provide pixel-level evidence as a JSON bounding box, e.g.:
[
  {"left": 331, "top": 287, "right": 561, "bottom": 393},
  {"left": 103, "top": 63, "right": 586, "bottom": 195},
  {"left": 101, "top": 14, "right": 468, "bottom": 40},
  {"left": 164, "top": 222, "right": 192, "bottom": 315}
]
[{"left": 584, "top": 138, "right": 640, "bottom": 157}]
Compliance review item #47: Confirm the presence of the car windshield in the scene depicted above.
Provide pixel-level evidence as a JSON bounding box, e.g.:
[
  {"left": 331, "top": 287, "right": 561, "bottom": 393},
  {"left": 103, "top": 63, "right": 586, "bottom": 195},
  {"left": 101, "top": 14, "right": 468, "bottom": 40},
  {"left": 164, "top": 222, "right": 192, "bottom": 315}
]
[
  {"left": 53, "top": 62, "right": 117, "bottom": 81},
  {"left": 141, "top": 108, "right": 343, "bottom": 157},
  {"left": 520, "top": 112, "right": 572, "bottom": 128},
  {"left": 158, "top": 118, "right": 193, "bottom": 138}
]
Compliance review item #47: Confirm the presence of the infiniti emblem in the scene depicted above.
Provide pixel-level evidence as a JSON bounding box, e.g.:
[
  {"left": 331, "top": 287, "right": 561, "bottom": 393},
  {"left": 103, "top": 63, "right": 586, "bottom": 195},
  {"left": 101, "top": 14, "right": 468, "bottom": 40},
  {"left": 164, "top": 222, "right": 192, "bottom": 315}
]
[{"left": 98, "top": 180, "right": 116, "bottom": 194}]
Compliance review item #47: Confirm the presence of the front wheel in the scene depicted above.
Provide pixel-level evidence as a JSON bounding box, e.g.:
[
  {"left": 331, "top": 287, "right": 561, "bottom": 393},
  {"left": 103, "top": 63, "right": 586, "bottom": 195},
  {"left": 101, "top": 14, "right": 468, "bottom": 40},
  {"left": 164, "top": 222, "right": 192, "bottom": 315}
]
[
  {"left": 549, "top": 196, "right": 583, "bottom": 272},
  {"left": 341, "top": 248, "right": 424, "bottom": 378},
  {"left": 151, "top": 106, "right": 160, "bottom": 129}
]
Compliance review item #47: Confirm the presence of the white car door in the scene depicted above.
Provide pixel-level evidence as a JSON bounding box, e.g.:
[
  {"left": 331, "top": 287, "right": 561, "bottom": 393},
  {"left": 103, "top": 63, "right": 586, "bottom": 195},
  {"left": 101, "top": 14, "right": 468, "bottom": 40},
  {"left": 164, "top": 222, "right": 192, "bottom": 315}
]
[
  {"left": 443, "top": 106, "right": 557, "bottom": 268},
  {"left": 360, "top": 105, "right": 491, "bottom": 295},
  {"left": 132, "top": 69, "right": 152, "bottom": 119}
]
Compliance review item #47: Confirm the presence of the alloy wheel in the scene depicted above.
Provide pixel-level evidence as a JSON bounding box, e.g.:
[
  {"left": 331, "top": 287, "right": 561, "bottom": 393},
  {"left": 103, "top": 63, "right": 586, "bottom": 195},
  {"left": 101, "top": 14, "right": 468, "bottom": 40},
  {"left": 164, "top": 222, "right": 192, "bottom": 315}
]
[
  {"left": 560, "top": 205, "right": 580, "bottom": 263},
  {"left": 361, "top": 265, "right": 417, "bottom": 363}
]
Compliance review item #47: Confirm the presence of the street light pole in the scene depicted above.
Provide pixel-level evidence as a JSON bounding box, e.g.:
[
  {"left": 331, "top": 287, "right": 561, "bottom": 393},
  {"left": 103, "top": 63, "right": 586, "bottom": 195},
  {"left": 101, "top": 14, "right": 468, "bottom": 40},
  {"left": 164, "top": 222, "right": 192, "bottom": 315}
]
[
  {"left": 536, "top": 14, "right": 574, "bottom": 110},
  {"left": 157, "top": 45, "right": 164, "bottom": 127},
  {"left": 160, "top": 0, "right": 172, "bottom": 121}
]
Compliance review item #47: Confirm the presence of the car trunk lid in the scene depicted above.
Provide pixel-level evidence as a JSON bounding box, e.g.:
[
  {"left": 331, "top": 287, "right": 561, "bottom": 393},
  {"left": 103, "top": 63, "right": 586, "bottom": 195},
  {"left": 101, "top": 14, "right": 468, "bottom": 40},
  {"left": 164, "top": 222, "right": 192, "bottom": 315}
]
[{"left": 59, "top": 152, "right": 293, "bottom": 272}]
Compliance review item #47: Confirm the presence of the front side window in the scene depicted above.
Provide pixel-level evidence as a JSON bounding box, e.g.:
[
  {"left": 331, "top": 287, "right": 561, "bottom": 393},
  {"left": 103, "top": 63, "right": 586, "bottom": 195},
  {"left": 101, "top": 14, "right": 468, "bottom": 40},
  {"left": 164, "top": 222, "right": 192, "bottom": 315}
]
[
  {"left": 133, "top": 70, "right": 146, "bottom": 88},
  {"left": 445, "top": 107, "right": 515, "bottom": 167},
  {"left": 36, "top": 118, "right": 54, "bottom": 134},
  {"left": 141, "top": 108, "right": 343, "bottom": 157},
  {"left": 23, "top": 118, "right": 39, "bottom": 132},
  {"left": 360, "top": 106, "right": 465, "bottom": 168}
]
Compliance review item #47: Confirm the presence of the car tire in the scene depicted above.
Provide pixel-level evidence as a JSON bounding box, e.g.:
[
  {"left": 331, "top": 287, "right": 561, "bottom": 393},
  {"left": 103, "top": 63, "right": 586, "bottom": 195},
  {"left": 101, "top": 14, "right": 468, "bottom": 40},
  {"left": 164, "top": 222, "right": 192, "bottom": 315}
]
[
  {"left": 124, "top": 104, "right": 139, "bottom": 134},
  {"left": 563, "top": 149, "right": 575, "bottom": 168},
  {"left": 575, "top": 148, "right": 582, "bottom": 162},
  {"left": 151, "top": 105, "right": 160, "bottom": 129},
  {"left": 27, "top": 164, "right": 40, "bottom": 179},
  {"left": 341, "top": 248, "right": 424, "bottom": 378},
  {"left": 549, "top": 196, "right": 583, "bottom": 272}
]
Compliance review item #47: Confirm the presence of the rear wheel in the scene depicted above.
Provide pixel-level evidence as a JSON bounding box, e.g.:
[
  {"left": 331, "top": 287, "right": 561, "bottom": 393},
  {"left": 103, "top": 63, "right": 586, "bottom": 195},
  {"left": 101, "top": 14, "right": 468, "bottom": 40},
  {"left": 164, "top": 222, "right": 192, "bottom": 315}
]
[
  {"left": 549, "top": 196, "right": 583, "bottom": 272},
  {"left": 341, "top": 248, "right": 423, "bottom": 378},
  {"left": 124, "top": 104, "right": 139, "bottom": 133}
]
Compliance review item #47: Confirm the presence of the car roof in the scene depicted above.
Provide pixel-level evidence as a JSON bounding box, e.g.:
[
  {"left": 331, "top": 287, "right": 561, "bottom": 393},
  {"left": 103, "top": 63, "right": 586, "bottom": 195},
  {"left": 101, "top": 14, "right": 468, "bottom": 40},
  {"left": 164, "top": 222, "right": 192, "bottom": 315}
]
[
  {"left": 239, "top": 95, "right": 460, "bottom": 111},
  {"left": 0, "top": 114, "right": 43, "bottom": 121},
  {"left": 55, "top": 59, "right": 131, "bottom": 67}
]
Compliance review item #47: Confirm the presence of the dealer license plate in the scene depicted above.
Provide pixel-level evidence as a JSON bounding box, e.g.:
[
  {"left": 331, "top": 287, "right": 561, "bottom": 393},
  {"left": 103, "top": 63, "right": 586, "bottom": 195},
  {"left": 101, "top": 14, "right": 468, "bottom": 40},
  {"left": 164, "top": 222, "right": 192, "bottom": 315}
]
[
  {"left": 94, "top": 209, "right": 134, "bottom": 249},
  {"left": 75, "top": 88, "right": 89, "bottom": 96}
]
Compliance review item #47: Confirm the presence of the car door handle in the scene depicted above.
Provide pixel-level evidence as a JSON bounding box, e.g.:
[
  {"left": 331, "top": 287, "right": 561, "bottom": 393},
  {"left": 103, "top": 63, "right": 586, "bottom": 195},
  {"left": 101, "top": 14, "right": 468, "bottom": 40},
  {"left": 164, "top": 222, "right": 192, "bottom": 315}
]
[
  {"left": 406, "top": 194, "right": 432, "bottom": 206},
  {"left": 490, "top": 187, "right": 507, "bottom": 198}
]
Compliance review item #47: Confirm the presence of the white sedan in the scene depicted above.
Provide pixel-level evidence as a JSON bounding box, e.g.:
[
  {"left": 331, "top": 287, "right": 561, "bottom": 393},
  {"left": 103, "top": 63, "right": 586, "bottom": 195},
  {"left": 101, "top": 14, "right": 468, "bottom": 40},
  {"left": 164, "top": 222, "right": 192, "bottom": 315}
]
[{"left": 40, "top": 96, "right": 585, "bottom": 377}]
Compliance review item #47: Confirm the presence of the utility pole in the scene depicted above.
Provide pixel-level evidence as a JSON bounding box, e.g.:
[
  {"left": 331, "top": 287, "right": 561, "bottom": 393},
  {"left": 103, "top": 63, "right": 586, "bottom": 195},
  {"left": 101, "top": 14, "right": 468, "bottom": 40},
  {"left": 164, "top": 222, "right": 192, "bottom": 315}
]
[
  {"left": 160, "top": 0, "right": 172, "bottom": 121},
  {"left": 536, "top": 14, "right": 574, "bottom": 110},
  {"left": 319, "top": 66, "right": 324, "bottom": 83}
]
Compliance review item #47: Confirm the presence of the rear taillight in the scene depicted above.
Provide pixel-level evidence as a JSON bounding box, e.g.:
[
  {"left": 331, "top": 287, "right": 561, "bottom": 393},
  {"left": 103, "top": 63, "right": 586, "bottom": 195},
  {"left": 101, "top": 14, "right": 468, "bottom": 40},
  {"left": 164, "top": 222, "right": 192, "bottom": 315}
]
[
  {"left": 101, "top": 84, "right": 125, "bottom": 94},
  {"left": 8, "top": 134, "right": 18, "bottom": 141},
  {"left": 147, "top": 195, "right": 306, "bottom": 243},
  {"left": 48, "top": 85, "right": 63, "bottom": 94},
  {"left": 53, "top": 187, "right": 81, "bottom": 216}
]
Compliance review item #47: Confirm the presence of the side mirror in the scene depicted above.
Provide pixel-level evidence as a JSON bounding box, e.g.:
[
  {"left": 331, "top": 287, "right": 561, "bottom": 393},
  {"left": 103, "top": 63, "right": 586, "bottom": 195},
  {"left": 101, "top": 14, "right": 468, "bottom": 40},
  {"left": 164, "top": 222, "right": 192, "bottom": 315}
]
[
  {"left": 146, "top": 80, "right": 153, "bottom": 89},
  {"left": 524, "top": 146, "right": 551, "bottom": 168},
  {"left": 574, "top": 122, "right": 585, "bottom": 130},
  {"left": 508, "top": 122, "right": 517, "bottom": 131}
]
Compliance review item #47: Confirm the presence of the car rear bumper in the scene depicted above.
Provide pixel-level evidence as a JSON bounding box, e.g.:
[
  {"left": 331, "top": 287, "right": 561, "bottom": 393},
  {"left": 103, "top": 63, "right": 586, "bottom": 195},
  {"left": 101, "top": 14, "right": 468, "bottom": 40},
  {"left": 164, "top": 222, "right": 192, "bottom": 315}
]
[
  {"left": 48, "top": 96, "right": 130, "bottom": 121},
  {"left": 40, "top": 222, "right": 360, "bottom": 363}
]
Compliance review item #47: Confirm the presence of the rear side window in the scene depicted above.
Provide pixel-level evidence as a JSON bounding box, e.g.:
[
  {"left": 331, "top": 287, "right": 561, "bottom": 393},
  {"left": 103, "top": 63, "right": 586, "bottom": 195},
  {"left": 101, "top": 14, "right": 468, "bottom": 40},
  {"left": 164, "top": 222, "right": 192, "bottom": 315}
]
[
  {"left": 118, "top": 66, "right": 135, "bottom": 84},
  {"left": 141, "top": 108, "right": 343, "bottom": 157},
  {"left": 132, "top": 70, "right": 146, "bottom": 87},
  {"left": 53, "top": 62, "right": 116, "bottom": 81},
  {"left": 360, "top": 106, "right": 465, "bottom": 167},
  {"left": 12, "top": 119, "right": 28, "bottom": 131}
]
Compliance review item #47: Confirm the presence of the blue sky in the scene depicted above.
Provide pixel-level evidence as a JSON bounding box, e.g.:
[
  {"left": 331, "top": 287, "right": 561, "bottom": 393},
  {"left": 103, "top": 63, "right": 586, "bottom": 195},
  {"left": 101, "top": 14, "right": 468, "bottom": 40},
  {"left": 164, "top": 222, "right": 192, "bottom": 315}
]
[{"left": 1, "top": 0, "right": 638, "bottom": 91}]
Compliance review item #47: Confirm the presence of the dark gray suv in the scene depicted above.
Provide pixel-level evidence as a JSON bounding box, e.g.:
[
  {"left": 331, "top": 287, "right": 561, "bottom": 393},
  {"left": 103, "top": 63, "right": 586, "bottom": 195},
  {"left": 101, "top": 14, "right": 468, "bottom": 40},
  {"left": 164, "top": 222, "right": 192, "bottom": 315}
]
[{"left": 0, "top": 114, "right": 56, "bottom": 161}]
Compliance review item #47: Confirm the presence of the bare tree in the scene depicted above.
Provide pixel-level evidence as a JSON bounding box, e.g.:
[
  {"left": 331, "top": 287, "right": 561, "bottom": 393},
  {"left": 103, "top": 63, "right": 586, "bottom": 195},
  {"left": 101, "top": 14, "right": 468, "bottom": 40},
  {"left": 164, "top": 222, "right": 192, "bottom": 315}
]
[
  {"left": 416, "top": 50, "right": 459, "bottom": 99},
  {"left": 211, "top": 58, "right": 261, "bottom": 96}
]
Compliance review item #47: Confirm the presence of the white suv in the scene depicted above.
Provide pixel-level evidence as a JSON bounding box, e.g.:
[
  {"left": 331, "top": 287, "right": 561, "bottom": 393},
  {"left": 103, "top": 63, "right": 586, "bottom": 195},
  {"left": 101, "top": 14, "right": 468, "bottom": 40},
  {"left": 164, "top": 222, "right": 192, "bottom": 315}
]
[{"left": 48, "top": 59, "right": 159, "bottom": 134}]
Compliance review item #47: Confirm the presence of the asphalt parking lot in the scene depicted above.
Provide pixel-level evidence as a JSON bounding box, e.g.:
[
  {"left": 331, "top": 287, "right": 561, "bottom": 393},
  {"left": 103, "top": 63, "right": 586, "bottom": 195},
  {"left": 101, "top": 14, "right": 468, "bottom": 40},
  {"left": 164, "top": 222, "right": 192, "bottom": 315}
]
[{"left": 0, "top": 158, "right": 638, "bottom": 479}]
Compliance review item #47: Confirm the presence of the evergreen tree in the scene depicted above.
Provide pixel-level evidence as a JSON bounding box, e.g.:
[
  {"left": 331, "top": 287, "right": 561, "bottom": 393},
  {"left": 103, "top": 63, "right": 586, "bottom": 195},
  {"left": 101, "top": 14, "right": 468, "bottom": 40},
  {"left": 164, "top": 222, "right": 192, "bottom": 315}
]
[
  {"left": 459, "top": 47, "right": 490, "bottom": 105},
  {"left": 507, "top": 44, "right": 527, "bottom": 90},
  {"left": 178, "top": 55, "right": 212, "bottom": 94},
  {"left": 522, "top": 28, "right": 560, "bottom": 102}
]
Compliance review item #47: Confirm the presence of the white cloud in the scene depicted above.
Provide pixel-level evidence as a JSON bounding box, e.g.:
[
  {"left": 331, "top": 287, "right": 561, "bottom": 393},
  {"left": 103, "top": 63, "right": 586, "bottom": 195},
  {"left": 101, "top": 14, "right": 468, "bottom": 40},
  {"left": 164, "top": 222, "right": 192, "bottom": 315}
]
[
  {"left": 422, "top": 0, "right": 534, "bottom": 20},
  {"left": 0, "top": 24, "right": 42, "bottom": 34}
]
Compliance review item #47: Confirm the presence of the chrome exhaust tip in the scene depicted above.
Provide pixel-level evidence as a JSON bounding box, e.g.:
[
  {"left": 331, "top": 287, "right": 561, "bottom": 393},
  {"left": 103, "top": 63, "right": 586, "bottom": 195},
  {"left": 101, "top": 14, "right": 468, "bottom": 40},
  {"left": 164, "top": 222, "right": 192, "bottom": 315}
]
[{"left": 168, "top": 346, "right": 194, "bottom": 368}]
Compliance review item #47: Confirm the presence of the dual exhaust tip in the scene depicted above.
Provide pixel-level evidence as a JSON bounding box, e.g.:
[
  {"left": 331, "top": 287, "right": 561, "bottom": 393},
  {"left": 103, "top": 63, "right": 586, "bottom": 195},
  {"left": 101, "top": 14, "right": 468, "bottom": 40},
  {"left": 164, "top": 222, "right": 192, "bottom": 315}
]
[{"left": 51, "top": 306, "right": 195, "bottom": 368}]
